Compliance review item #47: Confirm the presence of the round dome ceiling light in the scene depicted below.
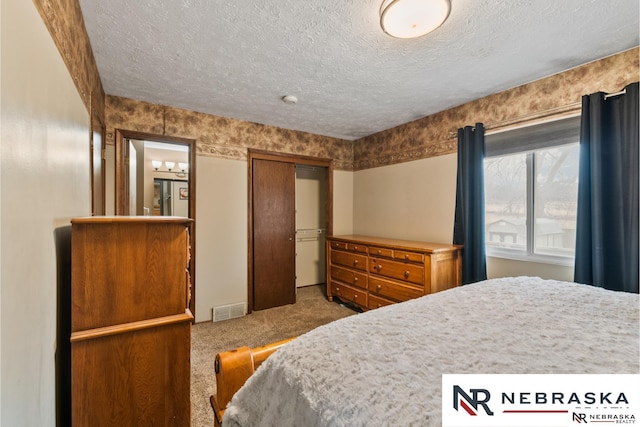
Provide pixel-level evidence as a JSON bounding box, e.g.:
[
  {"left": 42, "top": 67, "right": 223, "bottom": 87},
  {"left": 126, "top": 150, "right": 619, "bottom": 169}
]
[
  {"left": 281, "top": 95, "right": 298, "bottom": 105},
  {"left": 380, "top": 0, "right": 451, "bottom": 39}
]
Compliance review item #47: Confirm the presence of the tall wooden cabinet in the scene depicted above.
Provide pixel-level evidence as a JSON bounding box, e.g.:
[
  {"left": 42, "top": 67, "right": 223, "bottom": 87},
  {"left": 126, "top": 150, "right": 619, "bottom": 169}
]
[
  {"left": 70, "top": 217, "right": 193, "bottom": 426},
  {"left": 327, "top": 235, "right": 462, "bottom": 311}
]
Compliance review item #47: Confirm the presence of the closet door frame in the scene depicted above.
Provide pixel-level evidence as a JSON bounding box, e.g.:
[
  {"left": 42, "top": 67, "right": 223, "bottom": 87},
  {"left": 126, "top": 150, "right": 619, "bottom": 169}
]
[{"left": 247, "top": 149, "right": 333, "bottom": 313}]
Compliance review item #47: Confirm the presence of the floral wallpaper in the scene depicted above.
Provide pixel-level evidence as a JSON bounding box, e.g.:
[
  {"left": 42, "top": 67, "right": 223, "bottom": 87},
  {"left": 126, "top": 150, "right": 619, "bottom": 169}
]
[
  {"left": 104, "top": 97, "right": 355, "bottom": 170},
  {"left": 33, "top": 1, "right": 638, "bottom": 172},
  {"left": 354, "top": 48, "right": 639, "bottom": 170},
  {"left": 33, "top": 0, "right": 105, "bottom": 126}
]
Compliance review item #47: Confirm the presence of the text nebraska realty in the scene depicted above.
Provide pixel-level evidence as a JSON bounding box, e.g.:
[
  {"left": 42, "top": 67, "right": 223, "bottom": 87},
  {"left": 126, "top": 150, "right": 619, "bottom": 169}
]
[{"left": 501, "top": 391, "right": 630, "bottom": 405}]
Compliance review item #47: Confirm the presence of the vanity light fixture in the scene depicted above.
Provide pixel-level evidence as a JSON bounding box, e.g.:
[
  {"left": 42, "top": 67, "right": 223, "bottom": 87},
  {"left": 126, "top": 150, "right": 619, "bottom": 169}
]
[
  {"left": 380, "top": 0, "right": 450, "bottom": 39},
  {"left": 152, "top": 160, "right": 189, "bottom": 177}
]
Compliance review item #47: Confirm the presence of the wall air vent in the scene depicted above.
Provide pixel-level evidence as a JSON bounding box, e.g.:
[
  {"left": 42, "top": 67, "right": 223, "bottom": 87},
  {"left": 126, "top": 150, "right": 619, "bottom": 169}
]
[{"left": 212, "top": 303, "right": 246, "bottom": 322}]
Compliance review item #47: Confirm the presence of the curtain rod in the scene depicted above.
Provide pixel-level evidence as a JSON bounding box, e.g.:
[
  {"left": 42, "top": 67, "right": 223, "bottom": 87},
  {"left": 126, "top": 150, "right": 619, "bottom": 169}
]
[
  {"left": 485, "top": 102, "right": 581, "bottom": 132},
  {"left": 604, "top": 88, "right": 626, "bottom": 99},
  {"left": 447, "top": 102, "right": 581, "bottom": 139}
]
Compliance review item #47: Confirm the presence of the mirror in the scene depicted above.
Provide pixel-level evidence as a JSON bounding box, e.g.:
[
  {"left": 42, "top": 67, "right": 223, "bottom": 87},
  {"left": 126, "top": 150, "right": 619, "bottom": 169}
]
[
  {"left": 116, "top": 135, "right": 193, "bottom": 218},
  {"left": 126, "top": 139, "right": 190, "bottom": 217}
]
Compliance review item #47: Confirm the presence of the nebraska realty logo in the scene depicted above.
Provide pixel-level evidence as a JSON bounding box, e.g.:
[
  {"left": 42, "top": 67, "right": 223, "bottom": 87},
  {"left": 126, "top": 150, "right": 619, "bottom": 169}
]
[{"left": 442, "top": 374, "right": 639, "bottom": 427}]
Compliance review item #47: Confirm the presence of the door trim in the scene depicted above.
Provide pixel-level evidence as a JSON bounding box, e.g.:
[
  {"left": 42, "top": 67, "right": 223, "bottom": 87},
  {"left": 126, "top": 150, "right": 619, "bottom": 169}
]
[
  {"left": 248, "top": 149, "right": 333, "bottom": 313},
  {"left": 114, "top": 129, "right": 197, "bottom": 319}
]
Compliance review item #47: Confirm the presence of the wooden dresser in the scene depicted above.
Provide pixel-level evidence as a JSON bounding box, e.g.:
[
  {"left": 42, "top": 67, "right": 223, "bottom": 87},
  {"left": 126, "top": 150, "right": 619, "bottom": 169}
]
[
  {"left": 327, "top": 235, "right": 462, "bottom": 310},
  {"left": 70, "top": 216, "right": 193, "bottom": 426}
]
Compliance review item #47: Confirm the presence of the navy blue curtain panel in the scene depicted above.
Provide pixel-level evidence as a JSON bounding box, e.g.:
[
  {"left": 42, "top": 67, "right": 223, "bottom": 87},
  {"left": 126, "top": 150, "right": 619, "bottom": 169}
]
[
  {"left": 453, "top": 123, "right": 487, "bottom": 284},
  {"left": 574, "top": 82, "right": 639, "bottom": 293}
]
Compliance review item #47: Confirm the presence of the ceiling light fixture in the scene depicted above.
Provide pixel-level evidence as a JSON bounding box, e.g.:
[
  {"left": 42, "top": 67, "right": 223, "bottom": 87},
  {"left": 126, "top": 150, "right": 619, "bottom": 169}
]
[{"left": 380, "top": 0, "right": 450, "bottom": 39}]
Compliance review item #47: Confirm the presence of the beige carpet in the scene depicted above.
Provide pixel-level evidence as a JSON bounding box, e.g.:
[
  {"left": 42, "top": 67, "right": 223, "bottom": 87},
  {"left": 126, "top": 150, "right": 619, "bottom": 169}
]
[{"left": 190, "top": 284, "right": 357, "bottom": 427}]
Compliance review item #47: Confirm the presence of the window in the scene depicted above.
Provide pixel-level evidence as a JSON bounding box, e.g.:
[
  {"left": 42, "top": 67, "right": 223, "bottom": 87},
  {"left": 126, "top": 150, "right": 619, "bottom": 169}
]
[{"left": 484, "top": 116, "right": 580, "bottom": 264}]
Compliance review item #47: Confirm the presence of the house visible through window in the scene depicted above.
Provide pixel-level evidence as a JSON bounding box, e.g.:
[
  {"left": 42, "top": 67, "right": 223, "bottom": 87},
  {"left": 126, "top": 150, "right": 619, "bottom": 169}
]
[{"left": 484, "top": 115, "right": 581, "bottom": 264}]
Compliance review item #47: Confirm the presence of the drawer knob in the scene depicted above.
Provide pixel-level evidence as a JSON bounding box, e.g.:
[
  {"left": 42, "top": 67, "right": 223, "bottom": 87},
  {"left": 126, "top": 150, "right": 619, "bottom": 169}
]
[
  {"left": 354, "top": 277, "right": 358, "bottom": 282},
  {"left": 354, "top": 294, "right": 358, "bottom": 298},
  {"left": 377, "top": 264, "right": 382, "bottom": 270},
  {"left": 354, "top": 246, "right": 358, "bottom": 250},
  {"left": 404, "top": 254, "right": 409, "bottom": 260},
  {"left": 354, "top": 260, "right": 358, "bottom": 265},
  {"left": 404, "top": 270, "right": 410, "bottom": 278},
  {"left": 377, "top": 249, "right": 382, "bottom": 254},
  {"left": 376, "top": 284, "right": 381, "bottom": 291}
]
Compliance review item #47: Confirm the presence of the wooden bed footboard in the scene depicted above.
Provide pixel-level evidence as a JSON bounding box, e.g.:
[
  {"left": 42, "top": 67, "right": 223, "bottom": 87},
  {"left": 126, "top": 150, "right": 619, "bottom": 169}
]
[{"left": 210, "top": 337, "right": 296, "bottom": 426}]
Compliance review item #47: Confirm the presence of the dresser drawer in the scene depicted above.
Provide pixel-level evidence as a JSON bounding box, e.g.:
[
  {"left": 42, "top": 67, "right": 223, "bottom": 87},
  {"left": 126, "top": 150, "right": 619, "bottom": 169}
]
[
  {"left": 330, "top": 281, "right": 367, "bottom": 306},
  {"left": 368, "top": 294, "right": 395, "bottom": 310},
  {"left": 393, "top": 250, "right": 424, "bottom": 263},
  {"left": 347, "top": 243, "right": 368, "bottom": 254},
  {"left": 331, "top": 250, "right": 368, "bottom": 272},
  {"left": 368, "top": 246, "right": 393, "bottom": 258},
  {"left": 331, "top": 265, "right": 367, "bottom": 290},
  {"left": 330, "top": 240, "right": 348, "bottom": 251},
  {"left": 370, "top": 257, "right": 424, "bottom": 285},
  {"left": 330, "top": 240, "right": 367, "bottom": 254},
  {"left": 369, "top": 276, "right": 423, "bottom": 302}
]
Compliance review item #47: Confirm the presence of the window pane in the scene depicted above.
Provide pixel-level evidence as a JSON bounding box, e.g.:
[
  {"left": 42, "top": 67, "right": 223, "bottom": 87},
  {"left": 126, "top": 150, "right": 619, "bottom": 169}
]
[
  {"left": 534, "top": 144, "right": 579, "bottom": 256},
  {"left": 484, "top": 153, "right": 527, "bottom": 251}
]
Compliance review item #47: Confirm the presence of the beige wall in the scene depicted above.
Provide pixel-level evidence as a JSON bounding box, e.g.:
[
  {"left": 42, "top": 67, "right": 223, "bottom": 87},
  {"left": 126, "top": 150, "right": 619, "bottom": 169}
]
[
  {"left": 333, "top": 170, "right": 354, "bottom": 236},
  {"left": 1, "top": 0, "right": 91, "bottom": 424},
  {"left": 487, "top": 257, "right": 574, "bottom": 282},
  {"left": 194, "top": 157, "right": 248, "bottom": 318},
  {"left": 353, "top": 155, "right": 458, "bottom": 243}
]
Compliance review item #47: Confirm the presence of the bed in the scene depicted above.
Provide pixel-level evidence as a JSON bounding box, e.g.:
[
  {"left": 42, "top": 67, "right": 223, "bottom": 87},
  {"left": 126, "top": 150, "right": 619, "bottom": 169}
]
[{"left": 218, "top": 277, "right": 639, "bottom": 426}]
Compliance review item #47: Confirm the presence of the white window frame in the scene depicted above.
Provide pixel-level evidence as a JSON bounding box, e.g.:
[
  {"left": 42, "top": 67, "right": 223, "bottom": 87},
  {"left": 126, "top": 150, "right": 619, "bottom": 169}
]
[{"left": 484, "top": 115, "right": 581, "bottom": 266}]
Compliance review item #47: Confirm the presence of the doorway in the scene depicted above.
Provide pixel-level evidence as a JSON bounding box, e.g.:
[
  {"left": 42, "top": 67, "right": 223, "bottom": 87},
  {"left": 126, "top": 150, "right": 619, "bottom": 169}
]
[
  {"left": 114, "top": 129, "right": 197, "bottom": 317},
  {"left": 248, "top": 149, "right": 333, "bottom": 313},
  {"left": 295, "top": 165, "right": 327, "bottom": 288}
]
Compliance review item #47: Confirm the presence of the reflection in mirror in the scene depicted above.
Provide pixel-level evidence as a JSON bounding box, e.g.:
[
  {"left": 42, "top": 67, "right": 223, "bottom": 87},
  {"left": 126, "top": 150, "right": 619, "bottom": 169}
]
[
  {"left": 127, "top": 139, "right": 190, "bottom": 217},
  {"left": 153, "top": 178, "right": 189, "bottom": 216}
]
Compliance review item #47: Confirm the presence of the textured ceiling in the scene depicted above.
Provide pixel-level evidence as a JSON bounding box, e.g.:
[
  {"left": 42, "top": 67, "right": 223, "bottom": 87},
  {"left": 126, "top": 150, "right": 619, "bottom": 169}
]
[{"left": 79, "top": 0, "right": 639, "bottom": 141}]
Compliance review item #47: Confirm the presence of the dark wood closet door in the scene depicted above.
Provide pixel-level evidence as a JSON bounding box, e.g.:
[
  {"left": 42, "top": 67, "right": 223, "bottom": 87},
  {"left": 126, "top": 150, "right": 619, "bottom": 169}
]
[{"left": 252, "top": 159, "right": 296, "bottom": 310}]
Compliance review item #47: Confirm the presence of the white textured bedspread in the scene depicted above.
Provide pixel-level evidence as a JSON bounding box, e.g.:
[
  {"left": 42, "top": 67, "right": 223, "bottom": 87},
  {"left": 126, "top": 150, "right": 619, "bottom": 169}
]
[{"left": 223, "top": 277, "right": 639, "bottom": 426}]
